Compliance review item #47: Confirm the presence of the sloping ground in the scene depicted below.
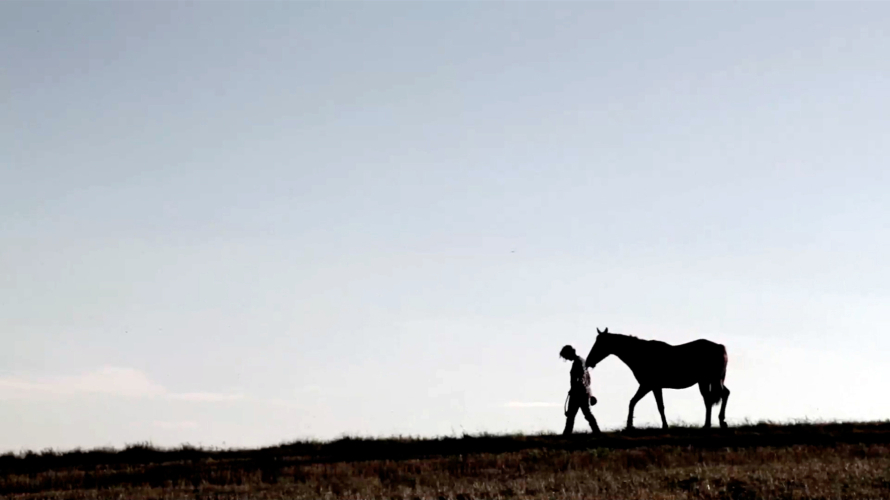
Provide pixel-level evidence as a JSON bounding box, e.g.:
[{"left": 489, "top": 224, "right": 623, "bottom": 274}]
[{"left": 1, "top": 422, "right": 889, "bottom": 499}]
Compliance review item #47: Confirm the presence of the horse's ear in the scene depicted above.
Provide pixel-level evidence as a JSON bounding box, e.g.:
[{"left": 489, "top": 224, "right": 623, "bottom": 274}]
[
  {"left": 596, "top": 328, "right": 602, "bottom": 335},
  {"left": 604, "top": 327, "right": 609, "bottom": 334}
]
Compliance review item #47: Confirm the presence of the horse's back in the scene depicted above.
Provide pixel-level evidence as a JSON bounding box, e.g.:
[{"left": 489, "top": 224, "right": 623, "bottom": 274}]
[
  {"left": 643, "top": 339, "right": 725, "bottom": 362},
  {"left": 676, "top": 339, "right": 725, "bottom": 354}
]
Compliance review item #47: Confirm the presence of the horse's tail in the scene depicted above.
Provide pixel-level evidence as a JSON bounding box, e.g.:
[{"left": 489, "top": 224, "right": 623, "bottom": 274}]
[{"left": 707, "top": 345, "right": 728, "bottom": 407}]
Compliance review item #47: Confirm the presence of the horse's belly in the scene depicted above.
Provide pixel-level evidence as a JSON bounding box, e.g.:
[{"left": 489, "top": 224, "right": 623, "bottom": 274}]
[
  {"left": 637, "top": 373, "right": 698, "bottom": 389},
  {"left": 663, "top": 379, "right": 698, "bottom": 390},
  {"left": 655, "top": 370, "right": 699, "bottom": 389},
  {"left": 647, "top": 365, "right": 702, "bottom": 389}
]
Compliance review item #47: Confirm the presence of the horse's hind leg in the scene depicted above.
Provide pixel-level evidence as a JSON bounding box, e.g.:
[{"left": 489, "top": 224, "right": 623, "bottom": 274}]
[
  {"left": 718, "top": 386, "right": 730, "bottom": 428},
  {"left": 698, "top": 382, "right": 712, "bottom": 428}
]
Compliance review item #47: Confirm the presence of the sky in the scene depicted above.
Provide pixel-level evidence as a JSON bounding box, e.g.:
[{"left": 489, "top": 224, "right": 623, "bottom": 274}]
[{"left": 2, "top": 2, "right": 890, "bottom": 452}]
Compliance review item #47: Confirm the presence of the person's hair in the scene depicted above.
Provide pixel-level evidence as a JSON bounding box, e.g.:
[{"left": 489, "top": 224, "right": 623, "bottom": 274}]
[{"left": 559, "top": 345, "right": 576, "bottom": 359}]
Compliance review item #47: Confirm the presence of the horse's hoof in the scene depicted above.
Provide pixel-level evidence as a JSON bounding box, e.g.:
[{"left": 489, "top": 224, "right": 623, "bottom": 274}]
[{"left": 720, "top": 422, "right": 728, "bottom": 429}]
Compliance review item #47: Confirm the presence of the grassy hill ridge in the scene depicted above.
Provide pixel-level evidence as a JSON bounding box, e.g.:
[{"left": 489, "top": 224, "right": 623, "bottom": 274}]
[{"left": 2, "top": 421, "right": 889, "bottom": 499}]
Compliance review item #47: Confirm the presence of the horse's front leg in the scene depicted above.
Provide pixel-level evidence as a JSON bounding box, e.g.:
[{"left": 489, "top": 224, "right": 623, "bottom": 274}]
[
  {"left": 653, "top": 388, "right": 668, "bottom": 429},
  {"left": 627, "top": 386, "right": 651, "bottom": 430}
]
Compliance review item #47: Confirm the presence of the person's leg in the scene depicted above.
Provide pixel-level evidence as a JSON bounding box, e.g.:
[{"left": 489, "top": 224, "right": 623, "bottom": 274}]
[
  {"left": 563, "top": 398, "right": 580, "bottom": 435},
  {"left": 580, "top": 400, "right": 601, "bottom": 434}
]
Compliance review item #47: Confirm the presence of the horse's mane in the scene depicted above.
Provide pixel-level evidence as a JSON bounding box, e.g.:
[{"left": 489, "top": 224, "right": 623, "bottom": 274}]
[
  {"left": 606, "top": 332, "right": 639, "bottom": 340},
  {"left": 608, "top": 332, "right": 674, "bottom": 350}
]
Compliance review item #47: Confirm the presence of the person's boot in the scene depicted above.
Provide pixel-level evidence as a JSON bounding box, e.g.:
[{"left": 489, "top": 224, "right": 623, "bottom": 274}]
[
  {"left": 563, "top": 415, "right": 575, "bottom": 435},
  {"left": 586, "top": 416, "right": 601, "bottom": 435}
]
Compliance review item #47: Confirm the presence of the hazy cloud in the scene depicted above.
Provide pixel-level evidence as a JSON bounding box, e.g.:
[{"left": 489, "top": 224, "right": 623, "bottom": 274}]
[
  {"left": 0, "top": 367, "right": 165, "bottom": 399},
  {"left": 167, "top": 392, "right": 244, "bottom": 402},
  {"left": 152, "top": 421, "right": 199, "bottom": 430},
  {"left": 504, "top": 402, "right": 561, "bottom": 408},
  {"left": 261, "top": 398, "right": 304, "bottom": 410},
  {"left": 0, "top": 368, "right": 240, "bottom": 403}
]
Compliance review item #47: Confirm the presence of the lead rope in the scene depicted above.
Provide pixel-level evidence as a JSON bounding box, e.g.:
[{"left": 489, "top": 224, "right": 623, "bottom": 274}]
[{"left": 564, "top": 391, "right": 571, "bottom": 416}]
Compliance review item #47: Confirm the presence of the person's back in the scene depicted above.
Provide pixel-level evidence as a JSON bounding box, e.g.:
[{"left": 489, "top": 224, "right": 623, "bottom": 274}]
[{"left": 570, "top": 355, "right": 595, "bottom": 403}]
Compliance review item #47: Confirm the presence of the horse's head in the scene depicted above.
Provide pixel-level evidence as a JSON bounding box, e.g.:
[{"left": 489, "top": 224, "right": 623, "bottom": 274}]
[{"left": 585, "top": 327, "right": 613, "bottom": 368}]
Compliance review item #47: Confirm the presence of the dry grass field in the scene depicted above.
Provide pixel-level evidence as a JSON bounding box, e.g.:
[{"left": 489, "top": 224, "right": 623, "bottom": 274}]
[{"left": 1, "top": 422, "right": 889, "bottom": 499}]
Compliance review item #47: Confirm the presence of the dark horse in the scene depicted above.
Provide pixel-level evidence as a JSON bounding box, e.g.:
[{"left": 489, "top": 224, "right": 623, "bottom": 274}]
[{"left": 585, "top": 328, "right": 729, "bottom": 429}]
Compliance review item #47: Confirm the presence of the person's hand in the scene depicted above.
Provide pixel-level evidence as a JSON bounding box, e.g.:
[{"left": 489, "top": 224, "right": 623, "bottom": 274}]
[{"left": 589, "top": 396, "right": 598, "bottom": 406}]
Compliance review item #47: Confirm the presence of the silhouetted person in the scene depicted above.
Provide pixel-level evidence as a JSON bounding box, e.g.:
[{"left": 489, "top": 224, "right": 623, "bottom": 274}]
[{"left": 560, "top": 345, "right": 601, "bottom": 435}]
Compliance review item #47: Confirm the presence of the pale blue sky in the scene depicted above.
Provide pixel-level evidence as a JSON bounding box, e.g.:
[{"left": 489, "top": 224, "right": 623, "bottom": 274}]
[{"left": 2, "top": 2, "right": 890, "bottom": 451}]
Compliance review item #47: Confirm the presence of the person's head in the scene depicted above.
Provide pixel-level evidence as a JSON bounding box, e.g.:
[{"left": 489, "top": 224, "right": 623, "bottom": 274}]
[{"left": 559, "top": 345, "right": 576, "bottom": 361}]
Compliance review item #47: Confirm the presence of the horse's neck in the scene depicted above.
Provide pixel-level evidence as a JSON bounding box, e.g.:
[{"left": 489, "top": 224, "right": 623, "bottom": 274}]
[{"left": 610, "top": 336, "right": 646, "bottom": 371}]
